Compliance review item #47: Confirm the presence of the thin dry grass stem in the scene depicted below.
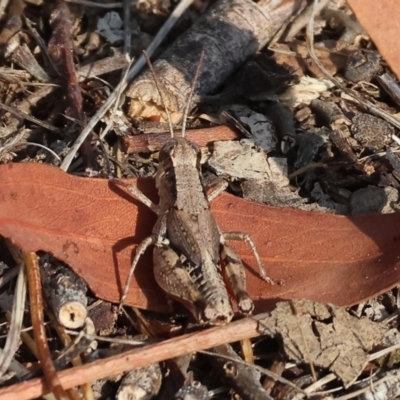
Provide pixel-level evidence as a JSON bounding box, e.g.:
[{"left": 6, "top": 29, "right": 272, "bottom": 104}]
[
  {"left": 13, "top": 142, "right": 61, "bottom": 161},
  {"left": 293, "top": 338, "right": 400, "bottom": 399},
  {"left": 25, "top": 252, "right": 68, "bottom": 400},
  {"left": 66, "top": 331, "right": 148, "bottom": 346},
  {"left": 18, "top": 321, "right": 39, "bottom": 359},
  {"left": 142, "top": 50, "right": 175, "bottom": 138},
  {"left": 60, "top": 0, "right": 195, "bottom": 171},
  {"left": 0, "top": 265, "right": 19, "bottom": 289},
  {"left": 181, "top": 50, "right": 205, "bottom": 138},
  {"left": 98, "top": 57, "right": 134, "bottom": 143},
  {"left": 292, "top": 373, "right": 337, "bottom": 399},
  {"left": 0, "top": 102, "right": 60, "bottom": 133},
  {"left": 0, "top": 266, "right": 26, "bottom": 377},
  {"left": 240, "top": 338, "right": 254, "bottom": 364},
  {"left": 333, "top": 374, "right": 397, "bottom": 400},
  {"left": 24, "top": 18, "right": 60, "bottom": 76}
]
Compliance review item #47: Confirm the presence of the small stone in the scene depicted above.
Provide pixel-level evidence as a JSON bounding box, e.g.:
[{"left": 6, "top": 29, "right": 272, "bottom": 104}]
[{"left": 351, "top": 113, "right": 394, "bottom": 151}]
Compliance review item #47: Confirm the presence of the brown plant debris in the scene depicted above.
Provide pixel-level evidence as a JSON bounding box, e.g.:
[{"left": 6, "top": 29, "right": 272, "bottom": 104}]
[{"left": 258, "top": 299, "right": 387, "bottom": 387}]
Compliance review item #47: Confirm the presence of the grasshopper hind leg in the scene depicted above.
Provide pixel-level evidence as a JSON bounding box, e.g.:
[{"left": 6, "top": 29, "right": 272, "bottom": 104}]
[
  {"left": 153, "top": 246, "right": 233, "bottom": 325},
  {"left": 221, "top": 244, "right": 254, "bottom": 315}
]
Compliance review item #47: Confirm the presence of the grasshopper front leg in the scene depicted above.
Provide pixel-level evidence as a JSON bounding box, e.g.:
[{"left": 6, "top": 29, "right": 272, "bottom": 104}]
[
  {"left": 120, "top": 235, "right": 155, "bottom": 308},
  {"left": 119, "top": 212, "right": 167, "bottom": 308}
]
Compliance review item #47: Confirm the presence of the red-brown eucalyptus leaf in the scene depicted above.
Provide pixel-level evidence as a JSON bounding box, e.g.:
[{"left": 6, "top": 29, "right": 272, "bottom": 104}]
[{"left": 1, "top": 162, "right": 400, "bottom": 313}]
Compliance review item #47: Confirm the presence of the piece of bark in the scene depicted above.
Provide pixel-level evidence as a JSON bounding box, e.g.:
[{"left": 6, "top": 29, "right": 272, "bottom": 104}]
[
  {"left": 116, "top": 363, "right": 162, "bottom": 400},
  {"left": 0, "top": 0, "right": 24, "bottom": 45},
  {"left": 212, "top": 344, "right": 272, "bottom": 400},
  {"left": 126, "top": 0, "right": 304, "bottom": 123},
  {"left": 376, "top": 73, "right": 400, "bottom": 108},
  {"left": 40, "top": 254, "right": 88, "bottom": 329},
  {"left": 329, "top": 130, "right": 358, "bottom": 163},
  {"left": 310, "top": 99, "right": 351, "bottom": 131},
  {"left": 344, "top": 50, "right": 381, "bottom": 83},
  {"left": 122, "top": 125, "right": 239, "bottom": 153},
  {"left": 174, "top": 372, "right": 210, "bottom": 400},
  {"left": 9, "top": 43, "right": 50, "bottom": 82}
]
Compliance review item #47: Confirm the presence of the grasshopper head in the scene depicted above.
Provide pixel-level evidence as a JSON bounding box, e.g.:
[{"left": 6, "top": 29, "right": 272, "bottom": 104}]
[{"left": 158, "top": 137, "right": 201, "bottom": 169}]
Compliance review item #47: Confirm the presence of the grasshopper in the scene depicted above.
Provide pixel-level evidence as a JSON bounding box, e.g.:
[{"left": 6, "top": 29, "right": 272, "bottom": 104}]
[{"left": 120, "top": 52, "right": 277, "bottom": 325}]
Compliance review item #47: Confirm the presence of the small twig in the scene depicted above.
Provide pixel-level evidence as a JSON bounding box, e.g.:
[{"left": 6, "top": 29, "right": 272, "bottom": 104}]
[
  {"left": 65, "top": 0, "right": 123, "bottom": 7},
  {"left": 122, "top": 0, "right": 131, "bottom": 57},
  {"left": 60, "top": 0, "right": 195, "bottom": 171},
  {"left": 0, "top": 265, "right": 19, "bottom": 289},
  {"left": 25, "top": 252, "right": 68, "bottom": 400},
  {"left": 288, "top": 162, "right": 327, "bottom": 179}
]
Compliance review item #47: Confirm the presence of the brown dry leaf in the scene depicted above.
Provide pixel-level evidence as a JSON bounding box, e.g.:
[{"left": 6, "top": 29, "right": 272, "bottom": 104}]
[
  {"left": 258, "top": 300, "right": 387, "bottom": 387},
  {"left": 347, "top": 0, "right": 400, "bottom": 81},
  {"left": 1, "top": 163, "right": 400, "bottom": 313}
]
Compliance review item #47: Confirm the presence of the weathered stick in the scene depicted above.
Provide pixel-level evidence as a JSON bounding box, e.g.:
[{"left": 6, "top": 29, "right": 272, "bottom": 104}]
[
  {"left": 122, "top": 125, "right": 239, "bottom": 153},
  {"left": 40, "top": 255, "right": 88, "bottom": 329},
  {"left": 126, "top": 0, "right": 302, "bottom": 123},
  {"left": 0, "top": 313, "right": 265, "bottom": 400}
]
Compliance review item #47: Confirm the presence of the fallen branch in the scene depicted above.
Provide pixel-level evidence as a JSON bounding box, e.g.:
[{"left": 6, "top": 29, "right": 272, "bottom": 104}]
[{"left": 0, "top": 313, "right": 266, "bottom": 400}]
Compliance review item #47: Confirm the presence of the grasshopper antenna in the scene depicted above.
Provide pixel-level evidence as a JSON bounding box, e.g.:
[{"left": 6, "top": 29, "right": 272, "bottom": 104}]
[
  {"left": 181, "top": 50, "right": 205, "bottom": 138},
  {"left": 142, "top": 50, "right": 175, "bottom": 138}
]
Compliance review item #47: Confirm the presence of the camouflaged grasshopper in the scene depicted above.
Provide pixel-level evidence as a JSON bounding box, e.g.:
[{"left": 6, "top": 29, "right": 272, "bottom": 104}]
[{"left": 120, "top": 52, "right": 276, "bottom": 325}]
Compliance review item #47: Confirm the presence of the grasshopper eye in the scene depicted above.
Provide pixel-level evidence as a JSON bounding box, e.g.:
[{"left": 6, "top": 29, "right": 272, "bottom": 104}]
[{"left": 159, "top": 140, "right": 177, "bottom": 161}]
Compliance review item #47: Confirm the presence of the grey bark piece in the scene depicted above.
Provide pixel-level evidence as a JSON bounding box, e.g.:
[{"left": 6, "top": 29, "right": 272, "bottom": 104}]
[
  {"left": 350, "top": 186, "right": 400, "bottom": 215},
  {"left": 40, "top": 254, "right": 88, "bottom": 329},
  {"left": 127, "top": 0, "right": 299, "bottom": 122}
]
